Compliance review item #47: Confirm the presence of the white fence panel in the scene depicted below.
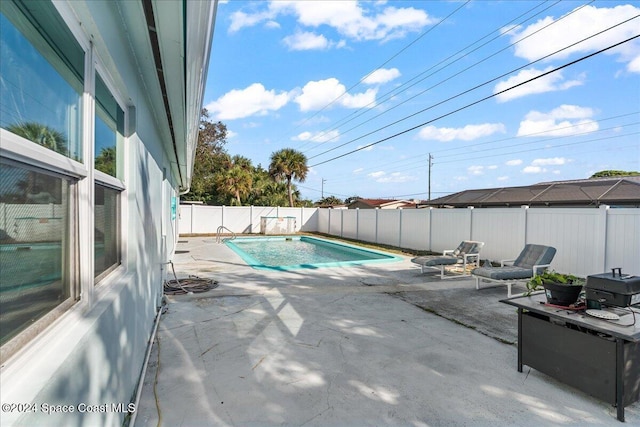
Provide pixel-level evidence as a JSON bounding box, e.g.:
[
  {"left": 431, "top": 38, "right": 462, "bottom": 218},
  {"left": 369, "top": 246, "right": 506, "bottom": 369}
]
[
  {"left": 222, "top": 207, "right": 253, "bottom": 233},
  {"left": 526, "top": 208, "right": 605, "bottom": 277},
  {"left": 472, "top": 208, "right": 525, "bottom": 262},
  {"left": 316, "top": 208, "right": 330, "bottom": 234},
  {"left": 328, "top": 209, "right": 342, "bottom": 236},
  {"left": 430, "top": 209, "right": 471, "bottom": 253},
  {"left": 377, "top": 210, "right": 400, "bottom": 247},
  {"left": 605, "top": 209, "right": 640, "bottom": 276},
  {"left": 399, "top": 209, "right": 430, "bottom": 250},
  {"left": 300, "top": 208, "right": 318, "bottom": 232},
  {"left": 178, "top": 204, "right": 193, "bottom": 234},
  {"left": 357, "top": 210, "right": 377, "bottom": 243},
  {"left": 192, "top": 205, "right": 221, "bottom": 234},
  {"left": 342, "top": 210, "right": 358, "bottom": 240}
]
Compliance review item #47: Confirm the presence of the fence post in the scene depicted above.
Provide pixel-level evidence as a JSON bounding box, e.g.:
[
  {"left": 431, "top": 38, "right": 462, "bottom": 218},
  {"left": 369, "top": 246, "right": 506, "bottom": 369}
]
[
  {"left": 375, "top": 208, "right": 379, "bottom": 244},
  {"left": 600, "top": 205, "right": 610, "bottom": 272},
  {"left": 428, "top": 207, "right": 433, "bottom": 252},
  {"left": 467, "top": 206, "right": 474, "bottom": 240},
  {"left": 398, "top": 208, "right": 403, "bottom": 248},
  {"left": 356, "top": 208, "right": 359, "bottom": 241},
  {"left": 222, "top": 205, "right": 225, "bottom": 231},
  {"left": 521, "top": 205, "right": 529, "bottom": 246},
  {"left": 340, "top": 209, "right": 344, "bottom": 238},
  {"left": 190, "top": 204, "right": 194, "bottom": 234}
]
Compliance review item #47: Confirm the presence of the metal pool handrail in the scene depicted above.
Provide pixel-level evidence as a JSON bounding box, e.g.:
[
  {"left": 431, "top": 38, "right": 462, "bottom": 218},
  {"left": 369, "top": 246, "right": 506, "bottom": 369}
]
[{"left": 216, "top": 226, "right": 236, "bottom": 243}]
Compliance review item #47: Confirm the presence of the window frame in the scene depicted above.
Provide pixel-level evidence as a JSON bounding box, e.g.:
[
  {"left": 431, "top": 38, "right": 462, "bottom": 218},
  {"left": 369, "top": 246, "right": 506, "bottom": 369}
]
[{"left": 0, "top": 0, "right": 130, "bottom": 361}]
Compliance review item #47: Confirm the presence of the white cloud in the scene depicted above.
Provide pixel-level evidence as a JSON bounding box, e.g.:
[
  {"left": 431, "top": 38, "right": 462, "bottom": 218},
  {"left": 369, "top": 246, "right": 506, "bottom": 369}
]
[
  {"left": 378, "top": 172, "right": 415, "bottom": 183},
  {"left": 531, "top": 157, "right": 567, "bottom": 166},
  {"left": 494, "top": 67, "right": 584, "bottom": 102},
  {"left": 232, "top": 1, "right": 435, "bottom": 42},
  {"left": 522, "top": 166, "right": 544, "bottom": 174},
  {"left": 418, "top": 123, "right": 506, "bottom": 142},
  {"left": 506, "top": 159, "right": 523, "bottom": 166},
  {"left": 467, "top": 165, "right": 484, "bottom": 176},
  {"left": 497, "top": 176, "right": 509, "bottom": 181},
  {"left": 628, "top": 55, "right": 640, "bottom": 74},
  {"left": 367, "top": 171, "right": 415, "bottom": 183},
  {"left": 226, "top": 130, "right": 238, "bottom": 139},
  {"left": 293, "top": 129, "right": 340, "bottom": 143},
  {"left": 205, "top": 83, "right": 291, "bottom": 120},
  {"left": 353, "top": 168, "right": 364, "bottom": 174},
  {"left": 229, "top": 10, "right": 274, "bottom": 33},
  {"left": 508, "top": 5, "right": 640, "bottom": 69},
  {"left": 363, "top": 68, "right": 401, "bottom": 85},
  {"left": 487, "top": 165, "right": 498, "bottom": 170},
  {"left": 294, "top": 78, "right": 377, "bottom": 111},
  {"left": 517, "top": 104, "right": 599, "bottom": 136},
  {"left": 283, "top": 31, "right": 331, "bottom": 51}
]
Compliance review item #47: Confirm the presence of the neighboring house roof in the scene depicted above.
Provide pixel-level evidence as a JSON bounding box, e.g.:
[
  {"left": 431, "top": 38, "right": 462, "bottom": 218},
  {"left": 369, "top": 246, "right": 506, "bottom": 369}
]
[
  {"left": 347, "top": 199, "right": 417, "bottom": 209},
  {"left": 422, "top": 177, "right": 640, "bottom": 208}
]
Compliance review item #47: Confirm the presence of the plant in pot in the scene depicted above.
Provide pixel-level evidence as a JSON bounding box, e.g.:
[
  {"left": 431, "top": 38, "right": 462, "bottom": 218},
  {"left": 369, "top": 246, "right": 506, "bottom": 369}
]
[{"left": 526, "top": 270, "right": 585, "bottom": 306}]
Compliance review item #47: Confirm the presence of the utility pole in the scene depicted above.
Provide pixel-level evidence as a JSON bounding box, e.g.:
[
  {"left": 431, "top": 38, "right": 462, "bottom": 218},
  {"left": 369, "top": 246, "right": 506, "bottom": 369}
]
[
  {"left": 322, "top": 178, "right": 326, "bottom": 199},
  {"left": 428, "top": 153, "right": 433, "bottom": 201}
]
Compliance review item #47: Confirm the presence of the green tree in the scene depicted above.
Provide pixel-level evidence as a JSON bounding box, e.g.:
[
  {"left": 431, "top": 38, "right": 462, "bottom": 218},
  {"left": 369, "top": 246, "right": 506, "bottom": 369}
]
[
  {"left": 214, "top": 155, "right": 253, "bottom": 205},
  {"left": 344, "top": 195, "right": 361, "bottom": 204},
  {"left": 95, "top": 146, "right": 116, "bottom": 176},
  {"left": 184, "top": 109, "right": 229, "bottom": 203},
  {"left": 6, "top": 121, "right": 68, "bottom": 156},
  {"left": 316, "top": 196, "right": 343, "bottom": 206},
  {"left": 268, "top": 148, "right": 308, "bottom": 207},
  {"left": 590, "top": 170, "right": 639, "bottom": 178}
]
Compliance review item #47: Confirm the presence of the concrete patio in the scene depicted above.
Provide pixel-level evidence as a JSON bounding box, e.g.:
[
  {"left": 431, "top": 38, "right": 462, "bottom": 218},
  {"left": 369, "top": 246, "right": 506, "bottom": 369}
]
[{"left": 133, "top": 236, "right": 639, "bottom": 426}]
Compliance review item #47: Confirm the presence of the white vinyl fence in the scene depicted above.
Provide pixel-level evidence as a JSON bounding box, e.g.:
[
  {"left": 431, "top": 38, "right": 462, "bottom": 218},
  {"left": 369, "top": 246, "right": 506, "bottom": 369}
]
[{"left": 178, "top": 204, "right": 640, "bottom": 277}]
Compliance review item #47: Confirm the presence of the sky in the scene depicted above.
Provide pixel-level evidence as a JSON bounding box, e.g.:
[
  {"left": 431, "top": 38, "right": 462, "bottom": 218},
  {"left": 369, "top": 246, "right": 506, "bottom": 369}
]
[{"left": 203, "top": 0, "right": 640, "bottom": 202}]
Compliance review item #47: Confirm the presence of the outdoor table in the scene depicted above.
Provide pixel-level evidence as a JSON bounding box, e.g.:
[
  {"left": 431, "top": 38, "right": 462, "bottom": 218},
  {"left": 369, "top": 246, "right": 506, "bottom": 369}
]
[{"left": 501, "top": 293, "right": 640, "bottom": 422}]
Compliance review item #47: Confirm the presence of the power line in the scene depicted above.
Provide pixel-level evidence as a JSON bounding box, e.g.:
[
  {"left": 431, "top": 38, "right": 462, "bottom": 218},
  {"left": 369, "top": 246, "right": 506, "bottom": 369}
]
[
  {"left": 307, "top": 14, "right": 638, "bottom": 164},
  {"left": 301, "top": 0, "right": 569, "bottom": 155},
  {"left": 324, "top": 114, "right": 640, "bottom": 180},
  {"left": 283, "top": 0, "right": 472, "bottom": 151},
  {"left": 309, "top": 32, "right": 640, "bottom": 168}
]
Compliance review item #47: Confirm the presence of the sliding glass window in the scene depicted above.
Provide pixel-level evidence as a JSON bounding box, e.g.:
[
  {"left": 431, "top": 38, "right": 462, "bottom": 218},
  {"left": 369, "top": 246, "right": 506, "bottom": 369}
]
[
  {"left": 94, "top": 73, "right": 124, "bottom": 282},
  {"left": 0, "top": 161, "right": 73, "bottom": 346},
  {"left": 0, "top": 0, "right": 84, "bottom": 161}
]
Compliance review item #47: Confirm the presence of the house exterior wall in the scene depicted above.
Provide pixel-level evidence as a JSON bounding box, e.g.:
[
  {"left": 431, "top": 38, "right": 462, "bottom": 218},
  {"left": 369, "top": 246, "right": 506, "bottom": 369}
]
[{"left": 0, "top": 1, "right": 210, "bottom": 426}]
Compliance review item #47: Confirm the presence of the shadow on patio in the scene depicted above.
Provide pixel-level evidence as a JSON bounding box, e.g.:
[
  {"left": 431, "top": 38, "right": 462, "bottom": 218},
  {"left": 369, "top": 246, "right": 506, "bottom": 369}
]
[{"left": 133, "top": 237, "right": 638, "bottom": 426}]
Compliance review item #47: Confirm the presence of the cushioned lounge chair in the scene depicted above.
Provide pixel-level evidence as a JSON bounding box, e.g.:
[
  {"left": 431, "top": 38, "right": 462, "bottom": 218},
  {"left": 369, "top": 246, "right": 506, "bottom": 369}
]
[
  {"left": 411, "top": 240, "right": 484, "bottom": 279},
  {"left": 471, "top": 244, "right": 556, "bottom": 297}
]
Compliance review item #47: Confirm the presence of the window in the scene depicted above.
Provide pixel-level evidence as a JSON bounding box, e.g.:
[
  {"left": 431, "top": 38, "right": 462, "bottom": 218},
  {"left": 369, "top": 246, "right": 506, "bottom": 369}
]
[
  {"left": 94, "top": 184, "right": 120, "bottom": 280},
  {"left": 0, "top": 0, "right": 84, "bottom": 161},
  {"left": 95, "top": 74, "right": 124, "bottom": 178},
  {"left": 0, "top": 161, "right": 73, "bottom": 346},
  {"left": 94, "top": 73, "right": 124, "bottom": 282}
]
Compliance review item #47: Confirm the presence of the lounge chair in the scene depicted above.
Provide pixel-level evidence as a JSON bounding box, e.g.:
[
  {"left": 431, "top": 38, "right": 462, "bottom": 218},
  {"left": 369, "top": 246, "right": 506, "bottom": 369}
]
[
  {"left": 411, "top": 240, "right": 484, "bottom": 279},
  {"left": 471, "top": 244, "right": 556, "bottom": 297}
]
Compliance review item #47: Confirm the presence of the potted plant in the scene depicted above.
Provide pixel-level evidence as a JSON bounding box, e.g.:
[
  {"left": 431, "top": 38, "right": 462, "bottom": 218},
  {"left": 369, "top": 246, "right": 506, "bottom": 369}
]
[{"left": 526, "top": 270, "right": 585, "bottom": 306}]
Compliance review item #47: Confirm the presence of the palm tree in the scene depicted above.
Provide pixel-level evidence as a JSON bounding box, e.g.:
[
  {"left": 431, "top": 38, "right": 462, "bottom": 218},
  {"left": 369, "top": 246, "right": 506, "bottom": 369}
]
[
  {"left": 6, "top": 121, "right": 68, "bottom": 156},
  {"left": 268, "top": 148, "right": 308, "bottom": 207},
  {"left": 214, "top": 162, "right": 252, "bottom": 206}
]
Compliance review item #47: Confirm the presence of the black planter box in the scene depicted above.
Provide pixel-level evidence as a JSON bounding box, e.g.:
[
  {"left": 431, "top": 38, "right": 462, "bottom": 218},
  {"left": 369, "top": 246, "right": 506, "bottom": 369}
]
[{"left": 543, "top": 282, "right": 582, "bottom": 306}]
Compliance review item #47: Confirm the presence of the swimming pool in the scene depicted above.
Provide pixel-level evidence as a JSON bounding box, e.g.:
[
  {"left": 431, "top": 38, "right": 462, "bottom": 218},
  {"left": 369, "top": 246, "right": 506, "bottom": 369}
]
[{"left": 225, "top": 236, "right": 402, "bottom": 270}]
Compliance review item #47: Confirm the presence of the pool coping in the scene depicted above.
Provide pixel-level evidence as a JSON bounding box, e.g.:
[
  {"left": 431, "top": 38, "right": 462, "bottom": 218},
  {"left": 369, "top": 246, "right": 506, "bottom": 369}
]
[{"left": 224, "top": 235, "right": 403, "bottom": 271}]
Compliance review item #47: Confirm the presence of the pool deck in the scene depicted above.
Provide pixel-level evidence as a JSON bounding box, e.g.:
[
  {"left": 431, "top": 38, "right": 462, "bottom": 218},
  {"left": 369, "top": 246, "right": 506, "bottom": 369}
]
[{"left": 134, "top": 236, "right": 639, "bottom": 426}]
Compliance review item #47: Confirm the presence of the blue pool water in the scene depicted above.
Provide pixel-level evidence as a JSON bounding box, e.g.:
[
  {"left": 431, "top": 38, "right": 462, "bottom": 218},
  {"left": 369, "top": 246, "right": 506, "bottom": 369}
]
[{"left": 225, "top": 236, "right": 401, "bottom": 270}]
